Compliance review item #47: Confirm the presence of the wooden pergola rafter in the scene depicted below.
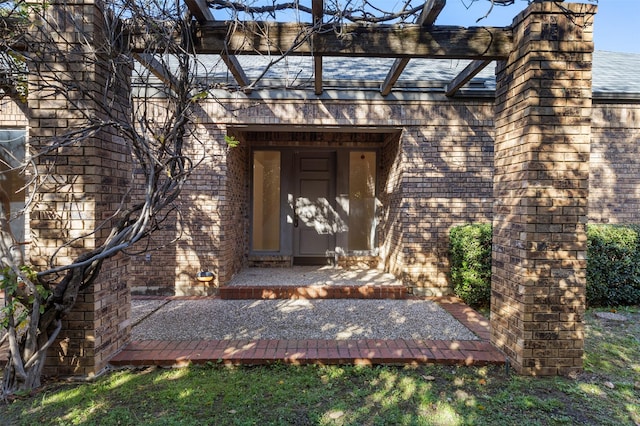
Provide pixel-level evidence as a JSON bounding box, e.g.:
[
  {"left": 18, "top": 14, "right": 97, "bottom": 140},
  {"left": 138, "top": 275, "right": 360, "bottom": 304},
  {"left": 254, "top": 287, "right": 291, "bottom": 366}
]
[
  {"left": 131, "top": 52, "right": 182, "bottom": 93},
  {"left": 312, "top": 0, "right": 323, "bottom": 95},
  {"left": 130, "top": 1, "right": 513, "bottom": 96},
  {"left": 445, "top": 58, "right": 493, "bottom": 97},
  {"left": 184, "top": 0, "right": 252, "bottom": 93},
  {"left": 380, "top": 0, "right": 446, "bottom": 96}
]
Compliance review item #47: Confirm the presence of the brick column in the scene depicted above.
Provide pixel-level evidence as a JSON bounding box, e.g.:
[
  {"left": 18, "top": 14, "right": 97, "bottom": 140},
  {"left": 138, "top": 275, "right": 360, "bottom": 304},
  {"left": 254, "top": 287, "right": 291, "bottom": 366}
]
[
  {"left": 28, "top": 0, "right": 132, "bottom": 377},
  {"left": 491, "top": 2, "right": 596, "bottom": 375}
]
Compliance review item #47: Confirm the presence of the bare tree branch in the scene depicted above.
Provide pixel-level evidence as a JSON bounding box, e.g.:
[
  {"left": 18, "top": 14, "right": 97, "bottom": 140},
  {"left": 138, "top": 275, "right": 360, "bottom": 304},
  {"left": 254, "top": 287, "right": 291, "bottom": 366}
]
[
  {"left": 208, "top": 0, "right": 425, "bottom": 24},
  {"left": 0, "top": 0, "right": 207, "bottom": 396}
]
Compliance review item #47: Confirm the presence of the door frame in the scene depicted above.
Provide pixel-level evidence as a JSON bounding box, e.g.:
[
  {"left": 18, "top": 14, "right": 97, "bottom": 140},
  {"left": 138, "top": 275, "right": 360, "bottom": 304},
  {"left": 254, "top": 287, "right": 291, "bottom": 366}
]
[
  {"left": 292, "top": 151, "right": 337, "bottom": 261},
  {"left": 249, "top": 147, "right": 379, "bottom": 259}
]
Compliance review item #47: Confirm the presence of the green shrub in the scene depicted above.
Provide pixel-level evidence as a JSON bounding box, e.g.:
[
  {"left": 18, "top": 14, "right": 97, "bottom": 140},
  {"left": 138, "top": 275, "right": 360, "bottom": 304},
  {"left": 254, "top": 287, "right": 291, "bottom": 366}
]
[
  {"left": 448, "top": 223, "right": 640, "bottom": 309},
  {"left": 449, "top": 223, "right": 492, "bottom": 308},
  {"left": 586, "top": 224, "right": 640, "bottom": 307}
]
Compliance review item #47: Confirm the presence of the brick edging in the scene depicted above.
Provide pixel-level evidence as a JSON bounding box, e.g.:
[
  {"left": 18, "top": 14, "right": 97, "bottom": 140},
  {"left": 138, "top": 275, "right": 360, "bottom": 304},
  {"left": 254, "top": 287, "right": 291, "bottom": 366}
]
[
  {"left": 108, "top": 295, "right": 505, "bottom": 368},
  {"left": 423, "top": 296, "right": 492, "bottom": 341},
  {"left": 108, "top": 337, "right": 505, "bottom": 368}
]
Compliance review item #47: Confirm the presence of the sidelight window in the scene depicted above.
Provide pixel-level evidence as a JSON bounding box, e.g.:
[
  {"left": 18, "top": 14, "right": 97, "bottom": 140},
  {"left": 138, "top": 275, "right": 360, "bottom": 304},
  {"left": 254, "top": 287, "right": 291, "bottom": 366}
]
[
  {"left": 348, "top": 151, "right": 376, "bottom": 251},
  {"left": 252, "top": 151, "right": 281, "bottom": 251}
]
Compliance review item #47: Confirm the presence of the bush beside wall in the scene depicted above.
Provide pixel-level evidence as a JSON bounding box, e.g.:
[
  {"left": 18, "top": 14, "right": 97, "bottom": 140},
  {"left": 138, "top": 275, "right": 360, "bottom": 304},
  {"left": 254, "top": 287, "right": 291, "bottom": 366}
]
[
  {"left": 449, "top": 223, "right": 640, "bottom": 308},
  {"left": 586, "top": 224, "right": 640, "bottom": 307},
  {"left": 449, "top": 223, "right": 492, "bottom": 308}
]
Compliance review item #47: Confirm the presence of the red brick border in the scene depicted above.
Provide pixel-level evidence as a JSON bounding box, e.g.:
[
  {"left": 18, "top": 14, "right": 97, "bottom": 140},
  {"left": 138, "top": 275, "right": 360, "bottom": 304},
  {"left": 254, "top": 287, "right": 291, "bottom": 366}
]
[
  {"left": 107, "top": 296, "right": 504, "bottom": 368},
  {"left": 2, "top": 296, "right": 504, "bottom": 369},
  {"left": 108, "top": 337, "right": 504, "bottom": 368}
]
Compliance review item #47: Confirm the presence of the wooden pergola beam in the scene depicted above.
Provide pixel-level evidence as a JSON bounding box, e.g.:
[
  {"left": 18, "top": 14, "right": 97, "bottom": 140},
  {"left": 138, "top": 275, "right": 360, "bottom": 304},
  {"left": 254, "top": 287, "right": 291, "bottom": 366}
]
[
  {"left": 314, "top": 56, "right": 323, "bottom": 95},
  {"left": 184, "top": 0, "right": 251, "bottom": 92},
  {"left": 444, "top": 59, "right": 492, "bottom": 97},
  {"left": 380, "top": 0, "right": 446, "bottom": 96},
  {"left": 187, "top": 22, "right": 512, "bottom": 60},
  {"left": 313, "top": 0, "right": 323, "bottom": 95},
  {"left": 380, "top": 58, "right": 410, "bottom": 96}
]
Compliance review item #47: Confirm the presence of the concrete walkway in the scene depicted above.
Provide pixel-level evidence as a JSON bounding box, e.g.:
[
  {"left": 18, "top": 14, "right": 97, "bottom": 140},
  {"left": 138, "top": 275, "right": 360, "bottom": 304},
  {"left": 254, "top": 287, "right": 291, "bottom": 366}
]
[
  {"left": 1, "top": 268, "right": 506, "bottom": 369},
  {"left": 219, "top": 266, "right": 406, "bottom": 299},
  {"left": 109, "top": 296, "right": 505, "bottom": 368}
]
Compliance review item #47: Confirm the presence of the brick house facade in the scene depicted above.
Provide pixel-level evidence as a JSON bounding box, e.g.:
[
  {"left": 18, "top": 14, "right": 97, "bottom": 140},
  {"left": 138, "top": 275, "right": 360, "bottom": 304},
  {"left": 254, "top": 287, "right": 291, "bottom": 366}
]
[
  {"left": 3, "top": 2, "right": 639, "bottom": 376},
  {"left": 124, "top": 96, "right": 497, "bottom": 297}
]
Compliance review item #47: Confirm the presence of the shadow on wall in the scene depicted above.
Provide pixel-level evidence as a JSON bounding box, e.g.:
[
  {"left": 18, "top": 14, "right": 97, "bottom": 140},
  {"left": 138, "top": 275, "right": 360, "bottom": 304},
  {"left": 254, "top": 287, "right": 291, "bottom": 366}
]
[
  {"left": 490, "top": 5, "right": 594, "bottom": 374},
  {"left": 589, "top": 106, "right": 640, "bottom": 224},
  {"left": 398, "top": 103, "right": 495, "bottom": 293}
]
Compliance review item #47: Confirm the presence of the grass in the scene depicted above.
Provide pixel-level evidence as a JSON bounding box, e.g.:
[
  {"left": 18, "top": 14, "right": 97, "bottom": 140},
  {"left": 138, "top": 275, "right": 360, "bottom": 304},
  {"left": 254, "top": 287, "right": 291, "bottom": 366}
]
[{"left": 2, "top": 307, "right": 639, "bottom": 426}]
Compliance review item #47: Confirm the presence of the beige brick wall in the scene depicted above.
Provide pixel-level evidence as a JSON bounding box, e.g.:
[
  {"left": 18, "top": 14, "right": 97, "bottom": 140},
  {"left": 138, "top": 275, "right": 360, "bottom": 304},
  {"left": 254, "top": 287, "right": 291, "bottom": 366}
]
[
  {"left": 378, "top": 131, "right": 404, "bottom": 280},
  {"left": 24, "top": 0, "right": 132, "bottom": 378},
  {"left": 400, "top": 107, "right": 494, "bottom": 295},
  {"left": 7, "top": 68, "right": 640, "bottom": 300},
  {"left": 52, "top": 94, "right": 640, "bottom": 300},
  {"left": 158, "top": 97, "right": 496, "bottom": 295},
  {"left": 589, "top": 103, "right": 640, "bottom": 223},
  {"left": 127, "top": 100, "right": 182, "bottom": 295},
  {"left": 217, "top": 137, "right": 251, "bottom": 285},
  {"left": 0, "top": 100, "right": 27, "bottom": 126},
  {"left": 119, "top": 95, "right": 498, "bottom": 295}
]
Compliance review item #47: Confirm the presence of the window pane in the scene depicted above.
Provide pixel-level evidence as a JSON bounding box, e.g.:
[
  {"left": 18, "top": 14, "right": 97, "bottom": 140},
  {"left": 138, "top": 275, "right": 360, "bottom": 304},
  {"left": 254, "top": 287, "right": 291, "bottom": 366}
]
[
  {"left": 349, "top": 151, "right": 376, "bottom": 251},
  {"left": 0, "top": 130, "right": 26, "bottom": 245},
  {"left": 252, "top": 151, "right": 281, "bottom": 251}
]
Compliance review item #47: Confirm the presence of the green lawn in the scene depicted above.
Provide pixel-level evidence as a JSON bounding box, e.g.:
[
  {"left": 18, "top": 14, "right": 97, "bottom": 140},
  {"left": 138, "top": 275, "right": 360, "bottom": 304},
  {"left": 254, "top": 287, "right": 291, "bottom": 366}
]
[{"left": 3, "top": 307, "right": 639, "bottom": 426}]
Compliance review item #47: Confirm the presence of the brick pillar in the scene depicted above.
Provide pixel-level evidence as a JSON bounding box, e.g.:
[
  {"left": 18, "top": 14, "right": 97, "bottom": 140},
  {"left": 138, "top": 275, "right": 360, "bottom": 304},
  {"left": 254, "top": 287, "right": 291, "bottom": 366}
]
[
  {"left": 28, "top": 0, "right": 132, "bottom": 377},
  {"left": 491, "top": 2, "right": 596, "bottom": 375}
]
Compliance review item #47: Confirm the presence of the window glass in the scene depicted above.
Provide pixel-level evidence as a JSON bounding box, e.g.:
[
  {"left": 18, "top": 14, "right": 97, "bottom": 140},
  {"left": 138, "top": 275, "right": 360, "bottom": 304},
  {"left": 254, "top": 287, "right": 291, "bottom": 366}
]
[
  {"left": 0, "top": 129, "right": 26, "bottom": 245},
  {"left": 252, "top": 151, "right": 281, "bottom": 251},
  {"left": 349, "top": 151, "right": 376, "bottom": 251}
]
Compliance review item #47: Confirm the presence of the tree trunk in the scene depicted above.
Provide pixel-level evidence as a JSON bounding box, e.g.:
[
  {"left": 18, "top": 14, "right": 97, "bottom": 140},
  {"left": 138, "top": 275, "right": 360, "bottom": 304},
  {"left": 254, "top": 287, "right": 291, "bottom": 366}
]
[
  {"left": 3, "top": 351, "right": 46, "bottom": 395},
  {"left": 2, "top": 307, "right": 62, "bottom": 397}
]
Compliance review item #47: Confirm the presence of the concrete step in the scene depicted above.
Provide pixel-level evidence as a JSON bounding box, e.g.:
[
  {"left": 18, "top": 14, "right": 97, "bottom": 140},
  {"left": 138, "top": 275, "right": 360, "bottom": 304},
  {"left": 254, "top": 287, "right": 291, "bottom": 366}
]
[{"left": 218, "top": 284, "right": 407, "bottom": 300}]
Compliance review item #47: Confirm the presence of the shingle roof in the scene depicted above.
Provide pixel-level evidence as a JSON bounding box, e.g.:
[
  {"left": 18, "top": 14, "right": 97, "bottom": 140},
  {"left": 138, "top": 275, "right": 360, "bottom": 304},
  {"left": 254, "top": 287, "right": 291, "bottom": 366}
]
[
  {"left": 592, "top": 51, "right": 640, "bottom": 96},
  {"left": 188, "top": 54, "right": 496, "bottom": 92},
  {"left": 135, "top": 50, "right": 640, "bottom": 98}
]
